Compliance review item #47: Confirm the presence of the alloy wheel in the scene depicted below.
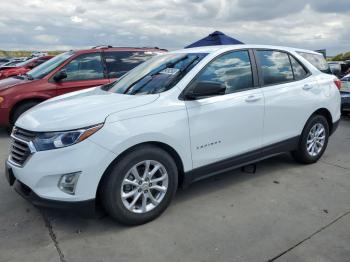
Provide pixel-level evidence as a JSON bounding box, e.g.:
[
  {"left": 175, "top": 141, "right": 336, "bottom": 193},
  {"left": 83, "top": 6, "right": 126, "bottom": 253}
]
[
  {"left": 306, "top": 123, "right": 326, "bottom": 157},
  {"left": 120, "top": 160, "right": 169, "bottom": 213}
]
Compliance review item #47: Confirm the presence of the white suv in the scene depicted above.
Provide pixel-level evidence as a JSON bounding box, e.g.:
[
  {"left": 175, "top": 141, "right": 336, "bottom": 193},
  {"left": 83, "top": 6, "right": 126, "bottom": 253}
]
[{"left": 5, "top": 45, "right": 341, "bottom": 225}]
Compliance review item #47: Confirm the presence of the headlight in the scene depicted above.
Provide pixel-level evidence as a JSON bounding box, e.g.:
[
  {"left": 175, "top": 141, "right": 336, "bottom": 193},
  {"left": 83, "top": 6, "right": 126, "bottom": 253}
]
[{"left": 32, "top": 124, "right": 103, "bottom": 151}]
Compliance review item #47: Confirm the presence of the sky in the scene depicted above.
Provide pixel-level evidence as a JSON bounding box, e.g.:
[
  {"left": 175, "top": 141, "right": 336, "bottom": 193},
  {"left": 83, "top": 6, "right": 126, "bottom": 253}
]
[{"left": 0, "top": 0, "right": 349, "bottom": 55}]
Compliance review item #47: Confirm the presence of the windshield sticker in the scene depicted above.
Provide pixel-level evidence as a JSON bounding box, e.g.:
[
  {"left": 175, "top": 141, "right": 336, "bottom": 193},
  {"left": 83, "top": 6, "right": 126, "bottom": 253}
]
[{"left": 159, "top": 68, "right": 180, "bottom": 75}]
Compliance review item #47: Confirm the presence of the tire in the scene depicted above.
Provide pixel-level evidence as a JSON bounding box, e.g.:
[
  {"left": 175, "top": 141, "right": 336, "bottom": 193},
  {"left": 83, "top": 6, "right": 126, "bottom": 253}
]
[
  {"left": 11, "top": 101, "right": 39, "bottom": 126},
  {"left": 100, "top": 145, "right": 178, "bottom": 225},
  {"left": 292, "top": 115, "right": 329, "bottom": 164}
]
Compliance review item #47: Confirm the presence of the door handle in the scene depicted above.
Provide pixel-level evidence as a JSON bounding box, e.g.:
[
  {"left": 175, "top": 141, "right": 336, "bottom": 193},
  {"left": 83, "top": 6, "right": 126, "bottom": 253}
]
[
  {"left": 303, "top": 84, "right": 313, "bottom": 90},
  {"left": 245, "top": 95, "right": 261, "bottom": 102}
]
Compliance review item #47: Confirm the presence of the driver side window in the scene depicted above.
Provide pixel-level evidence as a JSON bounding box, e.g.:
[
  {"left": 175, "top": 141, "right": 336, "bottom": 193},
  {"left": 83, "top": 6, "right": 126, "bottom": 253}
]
[
  {"left": 61, "top": 53, "right": 104, "bottom": 82},
  {"left": 194, "top": 50, "right": 254, "bottom": 94}
]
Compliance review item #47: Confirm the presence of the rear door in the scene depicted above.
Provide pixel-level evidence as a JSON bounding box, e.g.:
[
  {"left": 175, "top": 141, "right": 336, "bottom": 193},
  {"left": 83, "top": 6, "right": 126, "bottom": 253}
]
[
  {"left": 53, "top": 52, "right": 110, "bottom": 96},
  {"left": 255, "top": 49, "right": 318, "bottom": 147},
  {"left": 103, "top": 51, "right": 156, "bottom": 82}
]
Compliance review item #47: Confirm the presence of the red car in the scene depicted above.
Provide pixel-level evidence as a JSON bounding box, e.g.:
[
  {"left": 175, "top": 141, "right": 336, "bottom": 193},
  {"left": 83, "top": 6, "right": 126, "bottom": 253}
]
[
  {"left": 0, "top": 56, "right": 54, "bottom": 80},
  {"left": 0, "top": 46, "right": 166, "bottom": 128}
]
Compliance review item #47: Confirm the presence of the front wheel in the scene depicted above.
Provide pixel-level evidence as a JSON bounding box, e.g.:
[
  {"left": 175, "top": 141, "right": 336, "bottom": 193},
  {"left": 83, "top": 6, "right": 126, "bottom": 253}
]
[
  {"left": 292, "top": 115, "right": 329, "bottom": 164},
  {"left": 100, "top": 145, "right": 178, "bottom": 225}
]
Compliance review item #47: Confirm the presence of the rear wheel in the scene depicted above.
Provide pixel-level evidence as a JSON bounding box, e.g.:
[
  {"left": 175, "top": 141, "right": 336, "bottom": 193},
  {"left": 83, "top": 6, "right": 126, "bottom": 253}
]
[
  {"left": 101, "top": 145, "right": 178, "bottom": 225},
  {"left": 292, "top": 115, "right": 329, "bottom": 164}
]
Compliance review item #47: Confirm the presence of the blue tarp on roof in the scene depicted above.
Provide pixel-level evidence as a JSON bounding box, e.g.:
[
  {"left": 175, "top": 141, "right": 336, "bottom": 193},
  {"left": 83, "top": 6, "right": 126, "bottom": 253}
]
[{"left": 185, "top": 31, "right": 243, "bottom": 48}]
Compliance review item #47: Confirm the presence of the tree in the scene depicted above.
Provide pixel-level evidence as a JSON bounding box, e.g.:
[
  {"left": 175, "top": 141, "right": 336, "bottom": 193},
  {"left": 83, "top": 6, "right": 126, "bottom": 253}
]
[{"left": 331, "top": 52, "right": 350, "bottom": 61}]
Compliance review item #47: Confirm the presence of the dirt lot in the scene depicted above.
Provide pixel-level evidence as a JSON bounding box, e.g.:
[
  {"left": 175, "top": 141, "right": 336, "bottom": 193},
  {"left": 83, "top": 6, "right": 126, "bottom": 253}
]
[{"left": 0, "top": 117, "right": 349, "bottom": 262}]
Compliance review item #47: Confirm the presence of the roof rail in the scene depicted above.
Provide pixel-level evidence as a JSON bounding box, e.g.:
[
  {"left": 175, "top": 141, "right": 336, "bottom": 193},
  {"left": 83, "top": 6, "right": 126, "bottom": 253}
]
[
  {"left": 91, "top": 45, "right": 113, "bottom": 49},
  {"left": 91, "top": 45, "right": 166, "bottom": 51}
]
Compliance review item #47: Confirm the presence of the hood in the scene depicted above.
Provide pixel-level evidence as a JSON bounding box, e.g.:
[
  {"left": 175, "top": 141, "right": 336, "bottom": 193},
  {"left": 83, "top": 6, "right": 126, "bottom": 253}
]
[
  {"left": 0, "top": 76, "right": 31, "bottom": 91},
  {"left": 16, "top": 87, "right": 159, "bottom": 132}
]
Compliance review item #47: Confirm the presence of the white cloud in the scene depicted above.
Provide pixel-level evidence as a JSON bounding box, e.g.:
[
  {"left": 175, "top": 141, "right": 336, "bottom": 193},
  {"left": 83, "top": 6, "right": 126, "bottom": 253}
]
[
  {"left": 0, "top": 0, "right": 349, "bottom": 55},
  {"left": 34, "top": 34, "right": 59, "bottom": 44},
  {"left": 71, "top": 16, "right": 83, "bottom": 23},
  {"left": 34, "top": 25, "right": 45, "bottom": 31}
]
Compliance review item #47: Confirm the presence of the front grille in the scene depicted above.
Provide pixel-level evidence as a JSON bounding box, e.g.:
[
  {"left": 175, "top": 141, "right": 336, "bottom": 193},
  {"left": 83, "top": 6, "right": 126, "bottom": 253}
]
[
  {"left": 12, "top": 128, "right": 36, "bottom": 142},
  {"left": 9, "top": 127, "right": 36, "bottom": 166}
]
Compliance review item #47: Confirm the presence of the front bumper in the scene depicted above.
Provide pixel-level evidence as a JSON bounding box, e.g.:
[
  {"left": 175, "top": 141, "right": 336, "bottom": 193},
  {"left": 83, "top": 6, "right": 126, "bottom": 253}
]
[
  {"left": 341, "top": 92, "right": 350, "bottom": 112},
  {"left": 14, "top": 179, "right": 96, "bottom": 216},
  {"left": 6, "top": 137, "right": 116, "bottom": 204}
]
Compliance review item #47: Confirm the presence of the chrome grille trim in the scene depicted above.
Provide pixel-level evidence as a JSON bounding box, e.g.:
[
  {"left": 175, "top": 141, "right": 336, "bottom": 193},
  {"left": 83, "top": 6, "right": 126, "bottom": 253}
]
[
  {"left": 12, "top": 128, "right": 36, "bottom": 142},
  {"left": 9, "top": 127, "right": 37, "bottom": 167}
]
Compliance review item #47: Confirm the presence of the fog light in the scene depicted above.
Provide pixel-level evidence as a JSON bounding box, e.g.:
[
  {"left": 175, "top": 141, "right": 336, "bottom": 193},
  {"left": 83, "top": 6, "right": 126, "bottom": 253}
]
[{"left": 57, "top": 172, "right": 81, "bottom": 195}]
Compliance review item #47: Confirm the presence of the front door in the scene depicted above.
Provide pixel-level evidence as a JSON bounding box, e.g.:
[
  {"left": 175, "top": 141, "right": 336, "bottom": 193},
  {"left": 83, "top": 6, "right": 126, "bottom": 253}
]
[
  {"left": 54, "top": 52, "right": 110, "bottom": 96},
  {"left": 185, "top": 50, "right": 264, "bottom": 169}
]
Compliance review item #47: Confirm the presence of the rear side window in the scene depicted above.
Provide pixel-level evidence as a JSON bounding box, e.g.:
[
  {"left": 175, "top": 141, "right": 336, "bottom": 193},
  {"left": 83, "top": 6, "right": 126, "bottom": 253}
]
[
  {"left": 256, "top": 50, "right": 293, "bottom": 85},
  {"left": 297, "top": 52, "right": 331, "bottom": 74},
  {"left": 194, "top": 50, "right": 254, "bottom": 94},
  {"left": 104, "top": 51, "right": 155, "bottom": 78},
  {"left": 289, "top": 55, "right": 308, "bottom": 80}
]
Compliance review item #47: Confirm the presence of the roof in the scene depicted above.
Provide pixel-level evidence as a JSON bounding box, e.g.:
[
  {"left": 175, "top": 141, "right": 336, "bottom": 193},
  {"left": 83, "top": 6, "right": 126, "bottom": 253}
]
[
  {"left": 172, "top": 44, "right": 322, "bottom": 55},
  {"left": 73, "top": 46, "right": 168, "bottom": 55}
]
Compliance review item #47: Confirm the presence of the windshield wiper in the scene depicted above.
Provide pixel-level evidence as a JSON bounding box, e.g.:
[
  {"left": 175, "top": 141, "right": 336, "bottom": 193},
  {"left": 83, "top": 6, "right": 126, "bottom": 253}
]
[
  {"left": 127, "top": 77, "right": 154, "bottom": 95},
  {"left": 123, "top": 55, "right": 189, "bottom": 95}
]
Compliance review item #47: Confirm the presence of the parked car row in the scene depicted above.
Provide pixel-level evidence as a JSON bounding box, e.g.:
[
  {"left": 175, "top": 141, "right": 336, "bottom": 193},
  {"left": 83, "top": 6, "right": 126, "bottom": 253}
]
[
  {"left": 0, "top": 56, "right": 53, "bottom": 80},
  {"left": 328, "top": 60, "right": 350, "bottom": 78},
  {"left": 0, "top": 52, "right": 59, "bottom": 77},
  {"left": 0, "top": 46, "right": 166, "bottom": 128},
  {"left": 0, "top": 58, "right": 27, "bottom": 67},
  {"left": 340, "top": 73, "right": 350, "bottom": 114},
  {"left": 4, "top": 44, "right": 341, "bottom": 225}
]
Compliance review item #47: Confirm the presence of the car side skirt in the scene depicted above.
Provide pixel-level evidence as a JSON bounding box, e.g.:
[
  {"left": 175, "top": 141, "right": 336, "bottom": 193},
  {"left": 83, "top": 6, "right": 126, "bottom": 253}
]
[{"left": 183, "top": 136, "right": 300, "bottom": 186}]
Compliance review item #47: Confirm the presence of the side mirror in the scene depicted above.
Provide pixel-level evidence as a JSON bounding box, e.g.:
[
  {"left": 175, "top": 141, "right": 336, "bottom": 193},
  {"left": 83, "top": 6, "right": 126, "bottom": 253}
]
[
  {"left": 185, "top": 81, "right": 226, "bottom": 100},
  {"left": 53, "top": 70, "right": 67, "bottom": 82}
]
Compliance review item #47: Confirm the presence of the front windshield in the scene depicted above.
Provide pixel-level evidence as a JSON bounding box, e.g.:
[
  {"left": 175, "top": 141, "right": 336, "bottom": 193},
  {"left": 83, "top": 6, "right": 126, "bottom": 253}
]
[
  {"left": 16, "top": 57, "right": 37, "bottom": 67},
  {"left": 104, "top": 52, "right": 207, "bottom": 95},
  {"left": 28, "top": 51, "right": 74, "bottom": 79}
]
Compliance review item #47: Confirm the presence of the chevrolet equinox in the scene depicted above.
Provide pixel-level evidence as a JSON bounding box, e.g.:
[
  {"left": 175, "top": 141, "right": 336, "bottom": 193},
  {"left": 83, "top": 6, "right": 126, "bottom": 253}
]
[{"left": 5, "top": 45, "right": 341, "bottom": 225}]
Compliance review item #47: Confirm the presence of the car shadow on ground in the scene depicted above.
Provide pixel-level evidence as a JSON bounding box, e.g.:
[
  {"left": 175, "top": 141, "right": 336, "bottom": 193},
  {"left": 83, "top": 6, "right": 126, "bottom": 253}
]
[{"left": 38, "top": 153, "right": 298, "bottom": 236}]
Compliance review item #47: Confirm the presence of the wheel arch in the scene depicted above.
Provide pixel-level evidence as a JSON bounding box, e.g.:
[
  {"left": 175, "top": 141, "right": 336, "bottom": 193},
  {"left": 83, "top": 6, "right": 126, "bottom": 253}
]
[
  {"left": 310, "top": 108, "right": 333, "bottom": 134},
  {"left": 9, "top": 97, "right": 47, "bottom": 124},
  {"left": 96, "top": 141, "right": 186, "bottom": 199}
]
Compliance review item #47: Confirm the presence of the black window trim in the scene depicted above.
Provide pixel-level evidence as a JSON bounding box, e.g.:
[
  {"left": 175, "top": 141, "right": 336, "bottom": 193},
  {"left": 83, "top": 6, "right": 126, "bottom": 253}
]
[
  {"left": 180, "top": 48, "right": 260, "bottom": 101},
  {"left": 253, "top": 48, "right": 312, "bottom": 88},
  {"left": 49, "top": 52, "right": 107, "bottom": 83},
  {"left": 288, "top": 53, "right": 311, "bottom": 80},
  {"left": 102, "top": 50, "right": 126, "bottom": 79}
]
